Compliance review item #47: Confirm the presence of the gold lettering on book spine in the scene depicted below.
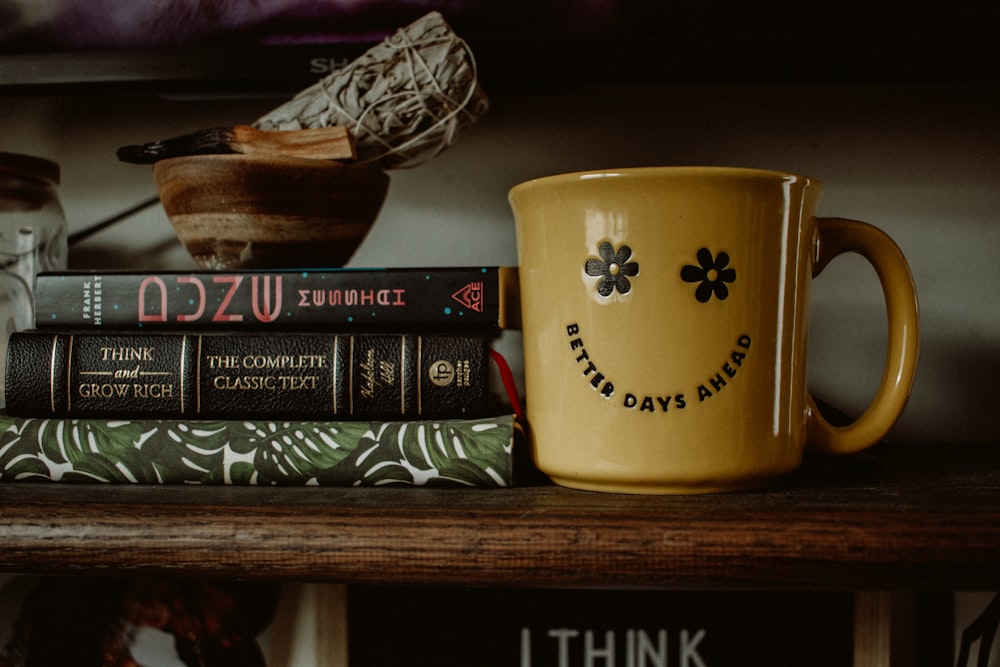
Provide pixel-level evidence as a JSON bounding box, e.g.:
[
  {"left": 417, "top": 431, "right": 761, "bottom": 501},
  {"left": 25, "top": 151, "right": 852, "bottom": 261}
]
[
  {"left": 51, "top": 334, "right": 62, "bottom": 414},
  {"left": 179, "top": 335, "right": 187, "bottom": 415},
  {"left": 415, "top": 335, "right": 421, "bottom": 415},
  {"left": 399, "top": 335, "right": 407, "bottom": 415},
  {"left": 195, "top": 335, "right": 202, "bottom": 415},
  {"left": 331, "top": 336, "right": 340, "bottom": 415},
  {"left": 348, "top": 336, "right": 354, "bottom": 415}
]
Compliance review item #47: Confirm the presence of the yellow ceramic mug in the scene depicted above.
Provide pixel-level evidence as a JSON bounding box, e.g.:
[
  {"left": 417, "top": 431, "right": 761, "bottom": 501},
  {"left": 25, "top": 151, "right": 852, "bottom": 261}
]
[{"left": 509, "top": 167, "right": 919, "bottom": 494}]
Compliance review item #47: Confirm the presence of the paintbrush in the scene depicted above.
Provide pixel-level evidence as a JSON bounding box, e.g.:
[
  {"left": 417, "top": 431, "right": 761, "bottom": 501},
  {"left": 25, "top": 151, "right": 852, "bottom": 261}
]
[{"left": 117, "top": 124, "right": 356, "bottom": 164}]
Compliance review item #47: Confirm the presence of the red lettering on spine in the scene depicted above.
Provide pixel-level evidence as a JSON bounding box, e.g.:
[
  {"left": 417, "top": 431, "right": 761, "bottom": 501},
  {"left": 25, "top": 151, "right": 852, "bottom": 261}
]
[
  {"left": 137, "top": 276, "right": 167, "bottom": 323},
  {"left": 212, "top": 276, "right": 244, "bottom": 322},
  {"left": 452, "top": 281, "right": 483, "bottom": 312},
  {"left": 176, "top": 276, "right": 206, "bottom": 322},
  {"left": 250, "top": 276, "right": 282, "bottom": 322}
]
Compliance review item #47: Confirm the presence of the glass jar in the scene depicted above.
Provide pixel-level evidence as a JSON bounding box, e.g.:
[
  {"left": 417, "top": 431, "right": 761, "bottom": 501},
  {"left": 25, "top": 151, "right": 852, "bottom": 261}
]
[
  {"left": 0, "top": 151, "right": 68, "bottom": 292},
  {"left": 0, "top": 153, "right": 67, "bottom": 408},
  {"left": 0, "top": 268, "right": 32, "bottom": 409}
]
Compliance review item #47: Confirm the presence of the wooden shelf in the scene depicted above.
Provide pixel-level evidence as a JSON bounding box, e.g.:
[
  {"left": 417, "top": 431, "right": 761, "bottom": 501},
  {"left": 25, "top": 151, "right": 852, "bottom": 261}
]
[{"left": 0, "top": 441, "right": 998, "bottom": 591}]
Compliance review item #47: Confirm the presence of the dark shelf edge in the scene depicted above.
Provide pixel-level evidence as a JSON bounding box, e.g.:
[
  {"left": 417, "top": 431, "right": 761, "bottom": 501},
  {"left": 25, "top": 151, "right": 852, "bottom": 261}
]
[
  {"left": 2, "top": 36, "right": 997, "bottom": 98},
  {"left": 0, "top": 439, "right": 998, "bottom": 591}
]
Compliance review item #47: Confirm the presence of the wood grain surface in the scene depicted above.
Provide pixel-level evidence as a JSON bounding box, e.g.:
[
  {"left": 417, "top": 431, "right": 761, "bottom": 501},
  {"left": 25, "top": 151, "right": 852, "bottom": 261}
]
[{"left": 0, "top": 443, "right": 997, "bottom": 590}]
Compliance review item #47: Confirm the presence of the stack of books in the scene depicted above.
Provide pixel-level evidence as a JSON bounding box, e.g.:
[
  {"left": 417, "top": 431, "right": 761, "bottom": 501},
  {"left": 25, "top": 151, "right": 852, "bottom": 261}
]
[{"left": 0, "top": 267, "right": 521, "bottom": 486}]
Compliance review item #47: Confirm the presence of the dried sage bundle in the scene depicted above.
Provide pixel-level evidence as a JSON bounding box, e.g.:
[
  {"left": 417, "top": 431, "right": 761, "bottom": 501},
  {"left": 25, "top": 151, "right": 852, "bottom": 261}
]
[{"left": 255, "top": 11, "right": 488, "bottom": 170}]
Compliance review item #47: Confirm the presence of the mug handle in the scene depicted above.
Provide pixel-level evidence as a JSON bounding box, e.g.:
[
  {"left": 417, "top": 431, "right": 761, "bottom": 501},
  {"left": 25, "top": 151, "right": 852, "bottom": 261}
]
[{"left": 805, "top": 217, "right": 920, "bottom": 455}]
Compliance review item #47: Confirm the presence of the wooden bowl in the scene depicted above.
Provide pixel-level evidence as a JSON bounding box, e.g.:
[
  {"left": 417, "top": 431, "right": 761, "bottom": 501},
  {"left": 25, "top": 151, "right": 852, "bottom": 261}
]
[{"left": 154, "top": 154, "right": 390, "bottom": 269}]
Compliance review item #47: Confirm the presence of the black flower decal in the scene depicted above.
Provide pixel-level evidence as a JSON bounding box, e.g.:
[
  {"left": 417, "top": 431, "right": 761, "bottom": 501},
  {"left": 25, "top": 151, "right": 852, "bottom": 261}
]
[
  {"left": 585, "top": 242, "right": 639, "bottom": 296},
  {"left": 681, "top": 248, "right": 736, "bottom": 303}
]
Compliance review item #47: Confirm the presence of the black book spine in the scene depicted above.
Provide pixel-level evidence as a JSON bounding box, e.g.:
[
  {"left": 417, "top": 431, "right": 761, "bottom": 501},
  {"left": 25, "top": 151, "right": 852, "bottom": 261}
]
[
  {"left": 4, "top": 332, "right": 489, "bottom": 420},
  {"left": 32, "top": 267, "right": 518, "bottom": 331}
]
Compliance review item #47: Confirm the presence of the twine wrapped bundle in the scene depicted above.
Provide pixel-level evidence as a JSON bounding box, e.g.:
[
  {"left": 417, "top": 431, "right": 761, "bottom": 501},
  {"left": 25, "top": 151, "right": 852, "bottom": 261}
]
[{"left": 255, "top": 12, "right": 488, "bottom": 170}]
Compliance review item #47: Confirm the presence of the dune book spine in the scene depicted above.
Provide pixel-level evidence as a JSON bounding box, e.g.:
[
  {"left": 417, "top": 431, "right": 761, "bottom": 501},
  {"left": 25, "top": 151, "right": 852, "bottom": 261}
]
[
  {"left": 32, "top": 267, "right": 519, "bottom": 331},
  {"left": 5, "top": 331, "right": 490, "bottom": 420}
]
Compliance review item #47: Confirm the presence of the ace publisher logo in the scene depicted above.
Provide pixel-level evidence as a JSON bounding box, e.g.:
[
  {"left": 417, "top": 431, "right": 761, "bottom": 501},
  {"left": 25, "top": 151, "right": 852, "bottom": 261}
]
[{"left": 451, "top": 281, "right": 484, "bottom": 313}]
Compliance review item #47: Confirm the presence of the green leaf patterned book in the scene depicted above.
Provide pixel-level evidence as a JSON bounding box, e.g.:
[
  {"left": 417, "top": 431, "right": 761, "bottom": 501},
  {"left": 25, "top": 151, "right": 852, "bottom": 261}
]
[{"left": 0, "top": 413, "right": 515, "bottom": 486}]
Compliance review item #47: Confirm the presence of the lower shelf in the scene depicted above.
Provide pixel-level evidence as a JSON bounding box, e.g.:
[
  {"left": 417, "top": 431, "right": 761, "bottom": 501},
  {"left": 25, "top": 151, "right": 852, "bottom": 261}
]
[{"left": 0, "top": 579, "right": 959, "bottom": 667}]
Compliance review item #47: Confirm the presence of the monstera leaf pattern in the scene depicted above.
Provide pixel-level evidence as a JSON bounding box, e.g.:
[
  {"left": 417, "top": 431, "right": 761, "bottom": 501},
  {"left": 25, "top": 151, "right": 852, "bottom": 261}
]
[{"left": 0, "top": 414, "right": 514, "bottom": 486}]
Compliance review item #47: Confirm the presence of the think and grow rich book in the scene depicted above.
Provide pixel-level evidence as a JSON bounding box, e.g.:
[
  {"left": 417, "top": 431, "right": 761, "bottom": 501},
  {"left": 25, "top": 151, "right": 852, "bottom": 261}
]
[
  {"left": 31, "top": 266, "right": 519, "bottom": 331},
  {"left": 4, "top": 331, "right": 492, "bottom": 420},
  {"left": 0, "top": 413, "right": 515, "bottom": 486}
]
